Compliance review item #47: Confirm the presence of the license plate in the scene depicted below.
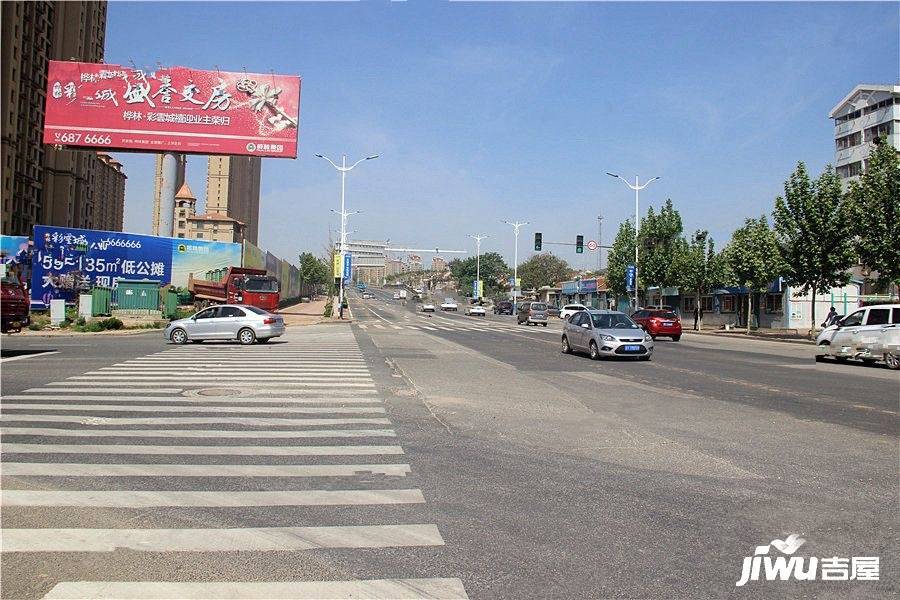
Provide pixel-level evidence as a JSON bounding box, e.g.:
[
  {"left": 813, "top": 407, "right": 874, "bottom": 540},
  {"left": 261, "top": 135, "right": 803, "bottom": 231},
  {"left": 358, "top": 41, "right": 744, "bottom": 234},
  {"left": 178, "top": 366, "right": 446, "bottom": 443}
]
[
  {"left": 623, "top": 345, "right": 641, "bottom": 352},
  {"left": 662, "top": 321, "right": 673, "bottom": 326}
]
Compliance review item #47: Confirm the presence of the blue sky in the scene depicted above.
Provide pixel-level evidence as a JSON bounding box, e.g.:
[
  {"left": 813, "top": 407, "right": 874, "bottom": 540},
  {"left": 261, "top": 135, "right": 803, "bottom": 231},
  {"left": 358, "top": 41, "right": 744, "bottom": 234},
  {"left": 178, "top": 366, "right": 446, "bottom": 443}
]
[{"left": 108, "top": 1, "right": 899, "bottom": 269}]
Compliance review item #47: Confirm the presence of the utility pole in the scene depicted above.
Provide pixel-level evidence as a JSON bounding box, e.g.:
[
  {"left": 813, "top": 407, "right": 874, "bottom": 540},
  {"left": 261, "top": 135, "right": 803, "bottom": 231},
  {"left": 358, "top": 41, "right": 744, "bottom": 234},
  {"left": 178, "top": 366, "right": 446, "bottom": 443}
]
[
  {"left": 597, "top": 213, "right": 603, "bottom": 272},
  {"left": 469, "top": 234, "right": 488, "bottom": 300},
  {"left": 503, "top": 220, "right": 528, "bottom": 313}
]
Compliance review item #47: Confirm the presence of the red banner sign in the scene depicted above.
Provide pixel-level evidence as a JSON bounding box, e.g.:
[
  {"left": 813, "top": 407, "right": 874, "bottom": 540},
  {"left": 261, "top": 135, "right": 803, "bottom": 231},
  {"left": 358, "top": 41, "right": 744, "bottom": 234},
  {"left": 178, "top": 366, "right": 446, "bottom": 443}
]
[{"left": 43, "top": 61, "right": 301, "bottom": 158}]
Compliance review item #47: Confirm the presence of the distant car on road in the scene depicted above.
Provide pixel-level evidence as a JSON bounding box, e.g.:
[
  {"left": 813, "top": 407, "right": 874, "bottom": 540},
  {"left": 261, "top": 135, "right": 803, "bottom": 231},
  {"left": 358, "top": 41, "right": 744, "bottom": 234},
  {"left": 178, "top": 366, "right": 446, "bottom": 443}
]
[
  {"left": 165, "top": 304, "right": 284, "bottom": 345},
  {"left": 561, "top": 309, "right": 653, "bottom": 360},
  {"left": 465, "top": 305, "right": 486, "bottom": 317},
  {"left": 440, "top": 298, "right": 459, "bottom": 311},
  {"left": 362, "top": 292, "right": 374, "bottom": 299},
  {"left": 559, "top": 304, "right": 587, "bottom": 321},
  {"left": 816, "top": 303, "right": 900, "bottom": 369},
  {"left": 517, "top": 302, "right": 549, "bottom": 326},
  {"left": 422, "top": 302, "right": 436, "bottom": 312},
  {"left": 546, "top": 305, "right": 561, "bottom": 318},
  {"left": 631, "top": 308, "right": 682, "bottom": 341},
  {"left": 393, "top": 292, "right": 401, "bottom": 300},
  {"left": 494, "top": 301, "right": 514, "bottom": 315}
]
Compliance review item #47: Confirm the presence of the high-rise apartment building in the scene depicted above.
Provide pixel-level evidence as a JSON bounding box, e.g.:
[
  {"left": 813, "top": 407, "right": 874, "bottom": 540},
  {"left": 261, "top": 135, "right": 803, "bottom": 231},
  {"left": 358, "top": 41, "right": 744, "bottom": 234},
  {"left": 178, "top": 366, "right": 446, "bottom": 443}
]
[
  {"left": 206, "top": 155, "right": 261, "bottom": 244},
  {"left": 431, "top": 256, "right": 448, "bottom": 272},
  {"left": 1, "top": 0, "right": 125, "bottom": 236},
  {"left": 151, "top": 153, "right": 187, "bottom": 236},
  {"left": 94, "top": 153, "right": 126, "bottom": 231},
  {"left": 830, "top": 84, "right": 899, "bottom": 186}
]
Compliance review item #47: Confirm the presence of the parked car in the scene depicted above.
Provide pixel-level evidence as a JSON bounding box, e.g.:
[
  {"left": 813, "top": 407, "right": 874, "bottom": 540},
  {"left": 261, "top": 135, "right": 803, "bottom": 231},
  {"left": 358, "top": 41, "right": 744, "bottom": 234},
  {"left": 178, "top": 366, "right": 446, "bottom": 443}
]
[
  {"left": 517, "top": 301, "right": 549, "bottom": 326},
  {"left": 816, "top": 304, "right": 900, "bottom": 369},
  {"left": 465, "top": 305, "right": 486, "bottom": 317},
  {"left": 440, "top": 298, "right": 459, "bottom": 311},
  {"left": 561, "top": 310, "right": 653, "bottom": 360},
  {"left": 559, "top": 303, "right": 587, "bottom": 321},
  {"left": 165, "top": 304, "right": 285, "bottom": 345},
  {"left": 631, "top": 308, "right": 682, "bottom": 341},
  {"left": 422, "top": 302, "right": 436, "bottom": 312},
  {"left": 546, "top": 305, "right": 561, "bottom": 318},
  {"left": 494, "top": 301, "right": 514, "bottom": 315}
]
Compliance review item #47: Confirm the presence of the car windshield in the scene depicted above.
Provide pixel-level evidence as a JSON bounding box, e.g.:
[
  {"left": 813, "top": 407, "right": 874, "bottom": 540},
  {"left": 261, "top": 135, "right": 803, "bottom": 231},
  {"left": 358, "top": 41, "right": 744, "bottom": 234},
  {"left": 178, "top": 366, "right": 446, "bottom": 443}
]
[
  {"left": 591, "top": 313, "right": 639, "bottom": 329},
  {"left": 444, "top": 298, "right": 455, "bottom": 303},
  {"left": 243, "top": 305, "right": 269, "bottom": 315},
  {"left": 245, "top": 277, "right": 278, "bottom": 292},
  {"left": 531, "top": 303, "right": 547, "bottom": 311}
]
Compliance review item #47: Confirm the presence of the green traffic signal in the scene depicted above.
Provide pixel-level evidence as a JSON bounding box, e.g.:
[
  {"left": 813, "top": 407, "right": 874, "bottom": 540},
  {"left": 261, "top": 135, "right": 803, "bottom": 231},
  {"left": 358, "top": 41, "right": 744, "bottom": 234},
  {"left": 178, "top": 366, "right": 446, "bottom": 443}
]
[
  {"left": 576, "top": 235, "right": 584, "bottom": 254},
  {"left": 534, "top": 232, "right": 542, "bottom": 251}
]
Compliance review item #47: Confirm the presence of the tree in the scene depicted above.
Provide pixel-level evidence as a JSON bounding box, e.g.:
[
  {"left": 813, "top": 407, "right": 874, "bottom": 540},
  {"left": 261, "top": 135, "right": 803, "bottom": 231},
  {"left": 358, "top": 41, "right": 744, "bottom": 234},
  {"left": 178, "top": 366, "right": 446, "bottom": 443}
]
[
  {"left": 638, "top": 198, "right": 684, "bottom": 291},
  {"left": 722, "top": 216, "right": 785, "bottom": 333},
  {"left": 516, "top": 253, "right": 573, "bottom": 291},
  {"left": 845, "top": 137, "right": 900, "bottom": 292},
  {"left": 607, "top": 220, "right": 636, "bottom": 298},
  {"left": 673, "top": 230, "right": 724, "bottom": 330},
  {"left": 298, "top": 252, "right": 328, "bottom": 288},
  {"left": 448, "top": 252, "right": 510, "bottom": 298},
  {"left": 773, "top": 162, "right": 854, "bottom": 334}
]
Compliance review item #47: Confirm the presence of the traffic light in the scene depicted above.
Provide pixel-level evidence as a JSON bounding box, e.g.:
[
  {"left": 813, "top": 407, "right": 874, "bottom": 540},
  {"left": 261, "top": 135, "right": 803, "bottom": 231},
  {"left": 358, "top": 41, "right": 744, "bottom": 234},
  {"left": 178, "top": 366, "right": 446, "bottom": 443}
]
[
  {"left": 534, "top": 232, "right": 542, "bottom": 251},
  {"left": 576, "top": 235, "right": 584, "bottom": 254}
]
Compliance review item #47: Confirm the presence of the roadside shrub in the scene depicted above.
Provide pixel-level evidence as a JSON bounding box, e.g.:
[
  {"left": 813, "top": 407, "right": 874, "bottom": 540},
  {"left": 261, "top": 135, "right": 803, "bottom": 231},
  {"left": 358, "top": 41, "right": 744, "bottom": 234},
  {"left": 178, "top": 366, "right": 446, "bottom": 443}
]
[
  {"left": 323, "top": 300, "right": 334, "bottom": 317},
  {"left": 99, "top": 317, "right": 124, "bottom": 330},
  {"left": 28, "top": 323, "right": 42, "bottom": 331},
  {"left": 75, "top": 316, "right": 87, "bottom": 327}
]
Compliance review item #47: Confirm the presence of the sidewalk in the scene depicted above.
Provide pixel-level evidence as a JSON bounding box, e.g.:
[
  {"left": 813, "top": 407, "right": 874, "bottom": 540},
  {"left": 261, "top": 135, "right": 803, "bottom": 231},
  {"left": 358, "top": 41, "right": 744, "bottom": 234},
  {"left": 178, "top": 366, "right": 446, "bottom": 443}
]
[
  {"left": 685, "top": 327, "right": 814, "bottom": 345},
  {"left": 278, "top": 297, "right": 330, "bottom": 327}
]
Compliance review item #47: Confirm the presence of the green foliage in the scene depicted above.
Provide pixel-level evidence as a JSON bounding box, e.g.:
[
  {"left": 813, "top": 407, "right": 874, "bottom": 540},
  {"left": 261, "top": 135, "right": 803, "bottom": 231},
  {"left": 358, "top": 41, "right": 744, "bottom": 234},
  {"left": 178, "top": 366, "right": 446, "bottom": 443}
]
[
  {"left": 639, "top": 198, "right": 684, "bottom": 289},
  {"left": 172, "top": 286, "right": 193, "bottom": 304},
  {"left": 674, "top": 230, "right": 725, "bottom": 299},
  {"left": 323, "top": 300, "right": 334, "bottom": 318},
  {"left": 722, "top": 216, "right": 785, "bottom": 331},
  {"left": 448, "top": 252, "right": 510, "bottom": 296},
  {"left": 516, "top": 253, "right": 573, "bottom": 291},
  {"left": 606, "top": 220, "right": 636, "bottom": 297},
  {"left": 773, "top": 162, "right": 854, "bottom": 329},
  {"left": 298, "top": 252, "right": 329, "bottom": 287},
  {"left": 845, "top": 137, "right": 900, "bottom": 289}
]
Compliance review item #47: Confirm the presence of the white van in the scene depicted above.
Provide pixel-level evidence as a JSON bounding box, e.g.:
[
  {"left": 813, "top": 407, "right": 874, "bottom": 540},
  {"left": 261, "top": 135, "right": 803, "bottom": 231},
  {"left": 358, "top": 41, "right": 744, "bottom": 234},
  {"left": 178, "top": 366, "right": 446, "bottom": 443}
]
[{"left": 816, "top": 303, "right": 900, "bottom": 369}]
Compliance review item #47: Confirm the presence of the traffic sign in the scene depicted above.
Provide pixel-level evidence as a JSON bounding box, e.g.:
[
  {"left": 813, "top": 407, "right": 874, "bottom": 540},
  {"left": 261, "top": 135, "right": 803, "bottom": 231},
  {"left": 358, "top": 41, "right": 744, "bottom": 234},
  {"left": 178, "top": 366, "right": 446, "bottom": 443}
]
[{"left": 587, "top": 240, "right": 598, "bottom": 251}]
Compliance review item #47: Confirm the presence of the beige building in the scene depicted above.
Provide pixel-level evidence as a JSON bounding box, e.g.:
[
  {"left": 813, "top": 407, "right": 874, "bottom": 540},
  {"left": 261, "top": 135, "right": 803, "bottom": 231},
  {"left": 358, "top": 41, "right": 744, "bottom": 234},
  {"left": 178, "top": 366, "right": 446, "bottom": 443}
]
[
  {"left": 431, "top": 256, "right": 448, "bottom": 272},
  {"left": 206, "top": 155, "right": 261, "bottom": 244},
  {"left": 186, "top": 213, "right": 246, "bottom": 243},
  {"left": 94, "top": 153, "right": 126, "bottom": 231},
  {"left": 172, "top": 183, "right": 197, "bottom": 239},
  {"left": 1, "top": 0, "right": 124, "bottom": 236},
  {"left": 151, "top": 154, "right": 187, "bottom": 236}
]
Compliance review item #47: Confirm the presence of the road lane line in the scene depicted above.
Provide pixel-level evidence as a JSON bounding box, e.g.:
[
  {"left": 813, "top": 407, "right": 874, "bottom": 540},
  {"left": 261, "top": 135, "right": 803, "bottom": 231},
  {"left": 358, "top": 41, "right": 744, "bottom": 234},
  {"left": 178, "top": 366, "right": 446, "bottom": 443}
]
[
  {"left": 1, "top": 462, "right": 412, "bottom": 477},
  {"left": 1, "top": 404, "right": 385, "bottom": 414},
  {"left": 4, "top": 489, "right": 425, "bottom": 508},
  {"left": 1, "top": 524, "right": 445, "bottom": 552},
  {"left": 0, "top": 415, "right": 392, "bottom": 426},
  {"left": 42, "top": 578, "right": 469, "bottom": 600},
  {"left": 2, "top": 443, "right": 404, "bottom": 456},
  {"left": 19, "top": 388, "right": 184, "bottom": 395},
  {"left": 3, "top": 395, "right": 383, "bottom": 404},
  {"left": 0, "top": 427, "right": 397, "bottom": 439}
]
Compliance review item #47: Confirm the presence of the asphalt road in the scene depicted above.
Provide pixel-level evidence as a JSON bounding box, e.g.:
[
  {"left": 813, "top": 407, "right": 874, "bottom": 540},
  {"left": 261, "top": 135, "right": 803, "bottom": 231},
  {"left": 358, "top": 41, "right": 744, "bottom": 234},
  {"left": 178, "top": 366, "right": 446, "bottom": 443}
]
[{"left": 1, "top": 291, "right": 897, "bottom": 599}]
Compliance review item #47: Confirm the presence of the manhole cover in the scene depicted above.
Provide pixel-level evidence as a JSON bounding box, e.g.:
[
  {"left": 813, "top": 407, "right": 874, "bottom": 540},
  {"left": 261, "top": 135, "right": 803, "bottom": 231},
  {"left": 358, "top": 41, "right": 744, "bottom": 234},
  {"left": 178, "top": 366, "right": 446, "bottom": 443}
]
[{"left": 183, "top": 388, "right": 244, "bottom": 397}]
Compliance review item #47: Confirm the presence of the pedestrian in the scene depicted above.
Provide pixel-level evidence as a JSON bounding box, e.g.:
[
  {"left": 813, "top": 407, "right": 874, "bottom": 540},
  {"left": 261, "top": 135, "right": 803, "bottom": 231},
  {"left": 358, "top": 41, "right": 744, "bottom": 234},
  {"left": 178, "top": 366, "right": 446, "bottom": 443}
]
[
  {"left": 822, "top": 306, "right": 838, "bottom": 327},
  {"left": 338, "top": 299, "right": 345, "bottom": 320},
  {"left": 693, "top": 304, "right": 700, "bottom": 330}
]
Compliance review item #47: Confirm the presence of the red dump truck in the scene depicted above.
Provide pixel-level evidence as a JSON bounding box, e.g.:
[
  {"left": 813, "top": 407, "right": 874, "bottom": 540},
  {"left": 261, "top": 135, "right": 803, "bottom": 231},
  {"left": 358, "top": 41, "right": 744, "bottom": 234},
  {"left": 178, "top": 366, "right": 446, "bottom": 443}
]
[
  {"left": 1, "top": 269, "right": 30, "bottom": 332},
  {"left": 188, "top": 267, "right": 280, "bottom": 312}
]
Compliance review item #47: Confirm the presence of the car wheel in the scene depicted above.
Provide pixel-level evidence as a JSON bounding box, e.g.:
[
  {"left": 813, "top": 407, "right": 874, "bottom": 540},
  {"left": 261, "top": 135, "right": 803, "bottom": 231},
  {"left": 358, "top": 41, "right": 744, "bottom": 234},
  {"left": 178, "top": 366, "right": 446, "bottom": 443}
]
[
  {"left": 814, "top": 354, "right": 824, "bottom": 362},
  {"left": 885, "top": 352, "right": 900, "bottom": 370},
  {"left": 589, "top": 341, "right": 600, "bottom": 360},
  {"left": 672, "top": 335, "right": 680, "bottom": 342},
  {"left": 170, "top": 328, "right": 188, "bottom": 345},
  {"left": 561, "top": 336, "right": 572, "bottom": 354},
  {"left": 238, "top": 328, "right": 256, "bottom": 345}
]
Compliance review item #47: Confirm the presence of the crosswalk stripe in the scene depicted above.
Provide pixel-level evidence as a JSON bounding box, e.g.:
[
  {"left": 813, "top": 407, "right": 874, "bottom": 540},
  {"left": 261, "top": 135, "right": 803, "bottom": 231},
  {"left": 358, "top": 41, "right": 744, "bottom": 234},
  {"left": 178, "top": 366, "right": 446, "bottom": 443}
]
[
  {"left": 0, "top": 415, "right": 392, "bottom": 426},
  {"left": 58, "top": 380, "right": 377, "bottom": 388},
  {"left": 41, "top": 578, "right": 469, "bottom": 600},
  {"left": 18, "top": 388, "right": 183, "bottom": 394},
  {"left": 41, "top": 383, "right": 380, "bottom": 395},
  {"left": 1, "top": 462, "right": 412, "bottom": 477},
  {"left": 69, "top": 375, "right": 373, "bottom": 381},
  {"left": 4, "top": 395, "right": 383, "bottom": 404},
  {"left": 422, "top": 326, "right": 438, "bottom": 331},
  {"left": 0, "top": 427, "right": 397, "bottom": 439},
  {"left": 1, "top": 404, "right": 385, "bottom": 415},
  {"left": 1, "top": 523, "right": 445, "bottom": 552},
  {"left": 2, "top": 443, "right": 404, "bottom": 456},
  {"left": 4, "top": 488, "right": 425, "bottom": 508}
]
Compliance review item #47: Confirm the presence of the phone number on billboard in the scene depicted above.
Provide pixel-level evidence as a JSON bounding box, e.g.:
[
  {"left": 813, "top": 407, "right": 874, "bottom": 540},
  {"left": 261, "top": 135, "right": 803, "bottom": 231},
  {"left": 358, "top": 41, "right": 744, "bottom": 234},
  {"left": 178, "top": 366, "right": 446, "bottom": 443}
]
[{"left": 53, "top": 132, "right": 112, "bottom": 145}]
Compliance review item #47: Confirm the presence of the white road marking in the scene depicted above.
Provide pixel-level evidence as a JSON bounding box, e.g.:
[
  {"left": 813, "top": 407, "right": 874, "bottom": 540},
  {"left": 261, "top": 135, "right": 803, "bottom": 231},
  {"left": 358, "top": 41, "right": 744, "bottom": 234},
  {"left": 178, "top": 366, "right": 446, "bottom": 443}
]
[
  {"left": 20, "top": 388, "right": 183, "bottom": 394},
  {"left": 57, "top": 380, "right": 377, "bottom": 388},
  {"left": 69, "top": 375, "right": 373, "bottom": 381},
  {"left": 0, "top": 351, "right": 60, "bottom": 363},
  {"left": 5, "top": 488, "right": 425, "bottom": 508},
  {"left": 0, "top": 415, "right": 392, "bottom": 426},
  {"left": 3, "top": 395, "right": 382, "bottom": 404},
  {"left": 0, "top": 427, "right": 397, "bottom": 439},
  {"left": 1, "top": 523, "right": 445, "bottom": 552},
  {"left": 42, "top": 578, "right": 469, "bottom": 600},
  {"left": 1, "top": 404, "right": 385, "bottom": 415},
  {"left": 40, "top": 383, "right": 379, "bottom": 395},
  {"left": 2, "top": 443, "right": 404, "bottom": 456},
  {"left": 1, "top": 462, "right": 412, "bottom": 477}
]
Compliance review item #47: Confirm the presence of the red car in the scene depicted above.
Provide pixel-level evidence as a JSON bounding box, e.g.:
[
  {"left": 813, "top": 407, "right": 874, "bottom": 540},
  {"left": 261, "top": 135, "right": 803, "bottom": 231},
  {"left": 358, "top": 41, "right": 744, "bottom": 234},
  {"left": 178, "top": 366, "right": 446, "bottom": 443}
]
[{"left": 631, "top": 308, "right": 682, "bottom": 341}]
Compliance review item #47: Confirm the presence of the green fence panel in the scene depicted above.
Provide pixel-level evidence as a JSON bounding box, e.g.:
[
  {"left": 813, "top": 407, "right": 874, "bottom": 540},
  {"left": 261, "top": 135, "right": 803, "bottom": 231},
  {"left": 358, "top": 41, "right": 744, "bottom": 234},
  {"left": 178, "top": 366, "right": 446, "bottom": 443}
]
[{"left": 116, "top": 279, "right": 161, "bottom": 311}]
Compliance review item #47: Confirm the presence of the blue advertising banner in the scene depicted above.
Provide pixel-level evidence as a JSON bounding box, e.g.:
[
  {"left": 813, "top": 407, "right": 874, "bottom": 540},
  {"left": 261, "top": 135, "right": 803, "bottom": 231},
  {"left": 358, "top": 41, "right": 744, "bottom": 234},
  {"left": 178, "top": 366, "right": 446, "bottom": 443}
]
[
  {"left": 625, "top": 264, "right": 636, "bottom": 291},
  {"left": 31, "top": 225, "right": 241, "bottom": 308},
  {"left": 343, "top": 254, "right": 352, "bottom": 281}
]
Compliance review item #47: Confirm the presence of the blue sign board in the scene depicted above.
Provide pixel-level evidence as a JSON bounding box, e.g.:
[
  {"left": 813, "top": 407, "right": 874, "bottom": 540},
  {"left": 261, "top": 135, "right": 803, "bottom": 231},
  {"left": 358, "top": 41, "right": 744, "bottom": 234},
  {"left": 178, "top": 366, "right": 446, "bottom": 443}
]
[
  {"left": 343, "top": 253, "right": 352, "bottom": 281},
  {"left": 31, "top": 225, "right": 241, "bottom": 309},
  {"left": 625, "top": 264, "right": 636, "bottom": 291},
  {"left": 472, "top": 279, "right": 479, "bottom": 299}
]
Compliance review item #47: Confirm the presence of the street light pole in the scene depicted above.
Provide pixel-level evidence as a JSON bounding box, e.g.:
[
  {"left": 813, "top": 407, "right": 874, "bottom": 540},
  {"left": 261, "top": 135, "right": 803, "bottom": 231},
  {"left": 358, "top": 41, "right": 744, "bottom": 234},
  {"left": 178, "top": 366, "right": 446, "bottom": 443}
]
[
  {"left": 606, "top": 173, "right": 660, "bottom": 310},
  {"left": 503, "top": 220, "right": 528, "bottom": 312},
  {"left": 316, "top": 153, "right": 379, "bottom": 310},
  {"left": 469, "top": 234, "right": 488, "bottom": 300}
]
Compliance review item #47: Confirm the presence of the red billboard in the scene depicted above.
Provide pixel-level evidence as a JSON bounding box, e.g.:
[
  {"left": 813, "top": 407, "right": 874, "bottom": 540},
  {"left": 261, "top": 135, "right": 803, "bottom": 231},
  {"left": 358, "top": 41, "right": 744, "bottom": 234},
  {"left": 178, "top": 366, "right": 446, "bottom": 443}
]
[{"left": 43, "top": 61, "right": 300, "bottom": 158}]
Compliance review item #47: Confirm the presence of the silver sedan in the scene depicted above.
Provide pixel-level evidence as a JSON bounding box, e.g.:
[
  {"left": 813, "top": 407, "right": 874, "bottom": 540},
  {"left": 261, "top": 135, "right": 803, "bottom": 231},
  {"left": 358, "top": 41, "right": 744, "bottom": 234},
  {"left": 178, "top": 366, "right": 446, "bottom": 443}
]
[
  {"left": 561, "top": 309, "right": 654, "bottom": 360},
  {"left": 165, "top": 304, "right": 285, "bottom": 345}
]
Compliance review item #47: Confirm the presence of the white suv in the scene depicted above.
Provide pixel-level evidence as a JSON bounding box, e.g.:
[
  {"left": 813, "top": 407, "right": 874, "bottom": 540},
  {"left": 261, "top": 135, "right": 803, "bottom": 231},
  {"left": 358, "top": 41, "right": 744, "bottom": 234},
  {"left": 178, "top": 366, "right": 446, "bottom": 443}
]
[
  {"left": 559, "top": 303, "right": 587, "bottom": 321},
  {"left": 816, "top": 303, "right": 900, "bottom": 369}
]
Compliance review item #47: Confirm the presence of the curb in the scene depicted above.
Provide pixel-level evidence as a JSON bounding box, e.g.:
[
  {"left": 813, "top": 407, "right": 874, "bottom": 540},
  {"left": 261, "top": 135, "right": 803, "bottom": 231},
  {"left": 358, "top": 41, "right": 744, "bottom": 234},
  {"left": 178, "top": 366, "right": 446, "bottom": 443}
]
[{"left": 683, "top": 331, "right": 814, "bottom": 345}]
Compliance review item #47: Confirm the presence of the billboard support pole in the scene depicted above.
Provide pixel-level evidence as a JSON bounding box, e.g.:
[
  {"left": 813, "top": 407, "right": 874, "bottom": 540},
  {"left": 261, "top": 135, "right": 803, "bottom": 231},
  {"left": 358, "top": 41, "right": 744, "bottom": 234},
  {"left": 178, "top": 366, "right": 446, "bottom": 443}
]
[{"left": 159, "top": 152, "right": 179, "bottom": 237}]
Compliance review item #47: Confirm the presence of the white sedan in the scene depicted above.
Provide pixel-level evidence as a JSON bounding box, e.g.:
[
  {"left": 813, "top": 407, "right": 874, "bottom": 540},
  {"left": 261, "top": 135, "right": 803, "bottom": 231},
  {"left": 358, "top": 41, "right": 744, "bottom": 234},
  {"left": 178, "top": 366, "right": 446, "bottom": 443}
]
[
  {"left": 559, "top": 303, "right": 587, "bottom": 321},
  {"left": 440, "top": 298, "right": 459, "bottom": 311},
  {"left": 465, "top": 305, "right": 486, "bottom": 317},
  {"left": 422, "top": 302, "right": 435, "bottom": 312}
]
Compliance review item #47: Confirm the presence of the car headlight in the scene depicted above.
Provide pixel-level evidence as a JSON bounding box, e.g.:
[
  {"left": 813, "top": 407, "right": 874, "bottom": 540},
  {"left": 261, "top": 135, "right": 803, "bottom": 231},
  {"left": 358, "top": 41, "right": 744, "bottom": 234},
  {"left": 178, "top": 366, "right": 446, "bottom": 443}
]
[
  {"left": 644, "top": 334, "right": 653, "bottom": 342},
  {"left": 600, "top": 334, "right": 615, "bottom": 342}
]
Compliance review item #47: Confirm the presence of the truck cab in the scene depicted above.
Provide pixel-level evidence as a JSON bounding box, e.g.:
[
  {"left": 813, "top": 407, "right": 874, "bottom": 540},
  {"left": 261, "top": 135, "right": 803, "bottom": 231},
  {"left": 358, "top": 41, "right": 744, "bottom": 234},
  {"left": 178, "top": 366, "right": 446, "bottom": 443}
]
[
  {"left": 230, "top": 273, "right": 280, "bottom": 312},
  {"left": 1, "top": 269, "right": 30, "bottom": 333}
]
